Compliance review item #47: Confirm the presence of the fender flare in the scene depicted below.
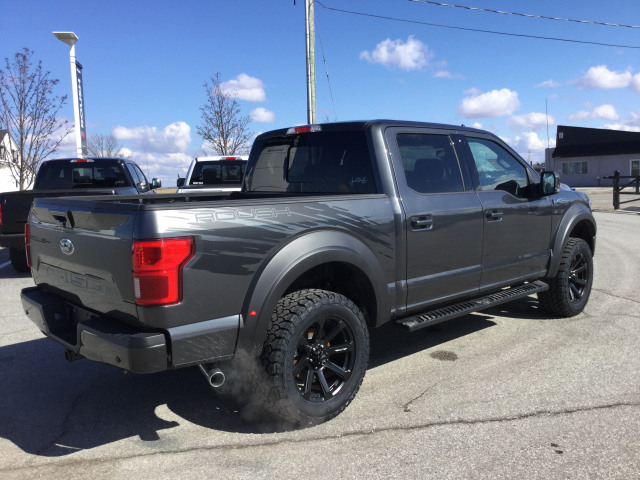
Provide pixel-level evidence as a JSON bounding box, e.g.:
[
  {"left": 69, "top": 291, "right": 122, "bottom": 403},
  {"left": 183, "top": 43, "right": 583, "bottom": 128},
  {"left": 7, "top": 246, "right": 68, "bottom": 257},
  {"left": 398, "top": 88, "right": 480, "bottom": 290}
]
[
  {"left": 236, "top": 229, "right": 390, "bottom": 354},
  {"left": 548, "top": 203, "right": 596, "bottom": 277}
]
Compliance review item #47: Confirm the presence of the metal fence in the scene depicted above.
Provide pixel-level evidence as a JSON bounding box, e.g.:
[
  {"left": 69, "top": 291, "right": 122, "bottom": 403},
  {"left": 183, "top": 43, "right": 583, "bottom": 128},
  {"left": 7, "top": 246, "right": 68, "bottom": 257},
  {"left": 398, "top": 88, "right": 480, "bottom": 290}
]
[{"left": 606, "top": 171, "right": 640, "bottom": 210}]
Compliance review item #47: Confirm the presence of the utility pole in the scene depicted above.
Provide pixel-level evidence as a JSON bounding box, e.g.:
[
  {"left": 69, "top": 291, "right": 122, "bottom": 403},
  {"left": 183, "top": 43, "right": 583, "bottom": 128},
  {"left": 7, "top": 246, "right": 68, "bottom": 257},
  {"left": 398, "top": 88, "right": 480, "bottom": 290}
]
[{"left": 305, "top": 0, "right": 316, "bottom": 124}]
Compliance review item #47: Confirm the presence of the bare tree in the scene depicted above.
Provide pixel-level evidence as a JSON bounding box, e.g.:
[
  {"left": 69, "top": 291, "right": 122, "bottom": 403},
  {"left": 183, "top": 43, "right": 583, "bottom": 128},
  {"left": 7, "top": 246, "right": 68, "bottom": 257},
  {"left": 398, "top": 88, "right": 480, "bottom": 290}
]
[
  {"left": 0, "top": 48, "right": 70, "bottom": 190},
  {"left": 197, "top": 73, "right": 252, "bottom": 155},
  {"left": 87, "top": 133, "right": 130, "bottom": 158}
]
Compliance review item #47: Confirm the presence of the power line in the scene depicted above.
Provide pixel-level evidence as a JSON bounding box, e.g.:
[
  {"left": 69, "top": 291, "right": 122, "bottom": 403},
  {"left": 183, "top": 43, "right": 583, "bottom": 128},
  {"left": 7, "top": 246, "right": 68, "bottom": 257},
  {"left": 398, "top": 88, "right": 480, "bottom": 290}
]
[
  {"left": 409, "top": 0, "right": 640, "bottom": 30},
  {"left": 315, "top": 2, "right": 640, "bottom": 49},
  {"left": 318, "top": 33, "right": 338, "bottom": 122}
]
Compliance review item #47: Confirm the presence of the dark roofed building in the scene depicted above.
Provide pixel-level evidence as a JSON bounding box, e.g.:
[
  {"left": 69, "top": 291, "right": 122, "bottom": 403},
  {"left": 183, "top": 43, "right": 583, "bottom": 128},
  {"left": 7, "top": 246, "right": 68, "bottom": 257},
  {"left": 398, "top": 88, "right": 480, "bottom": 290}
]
[{"left": 545, "top": 125, "right": 640, "bottom": 187}]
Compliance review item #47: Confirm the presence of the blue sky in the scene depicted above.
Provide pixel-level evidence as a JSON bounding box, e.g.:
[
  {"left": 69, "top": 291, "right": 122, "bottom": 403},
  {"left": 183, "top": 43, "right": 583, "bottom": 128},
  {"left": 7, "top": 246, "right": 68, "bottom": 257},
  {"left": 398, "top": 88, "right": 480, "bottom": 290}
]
[{"left": 2, "top": 0, "right": 640, "bottom": 187}]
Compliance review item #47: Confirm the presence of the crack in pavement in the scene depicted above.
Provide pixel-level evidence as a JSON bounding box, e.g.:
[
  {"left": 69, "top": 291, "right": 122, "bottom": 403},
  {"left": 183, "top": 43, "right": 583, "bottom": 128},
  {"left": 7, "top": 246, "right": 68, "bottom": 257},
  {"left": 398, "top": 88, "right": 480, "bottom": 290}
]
[
  {"left": 403, "top": 383, "right": 438, "bottom": 412},
  {"left": 592, "top": 288, "right": 640, "bottom": 306},
  {"left": 3, "top": 400, "right": 639, "bottom": 475},
  {"left": 34, "top": 383, "right": 93, "bottom": 456}
]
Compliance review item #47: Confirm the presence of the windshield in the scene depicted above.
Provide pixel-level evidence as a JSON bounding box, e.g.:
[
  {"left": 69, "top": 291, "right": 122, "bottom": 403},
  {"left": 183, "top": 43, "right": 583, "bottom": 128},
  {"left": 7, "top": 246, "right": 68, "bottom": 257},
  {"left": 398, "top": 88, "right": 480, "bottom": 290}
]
[
  {"left": 188, "top": 160, "right": 247, "bottom": 186},
  {"left": 34, "top": 160, "right": 129, "bottom": 189},
  {"left": 246, "top": 130, "right": 376, "bottom": 194}
]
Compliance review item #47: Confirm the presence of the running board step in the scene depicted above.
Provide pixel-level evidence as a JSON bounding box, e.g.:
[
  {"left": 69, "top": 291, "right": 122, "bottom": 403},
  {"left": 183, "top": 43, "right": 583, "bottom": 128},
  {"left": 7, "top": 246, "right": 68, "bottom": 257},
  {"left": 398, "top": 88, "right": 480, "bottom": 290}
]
[{"left": 396, "top": 281, "right": 549, "bottom": 332}]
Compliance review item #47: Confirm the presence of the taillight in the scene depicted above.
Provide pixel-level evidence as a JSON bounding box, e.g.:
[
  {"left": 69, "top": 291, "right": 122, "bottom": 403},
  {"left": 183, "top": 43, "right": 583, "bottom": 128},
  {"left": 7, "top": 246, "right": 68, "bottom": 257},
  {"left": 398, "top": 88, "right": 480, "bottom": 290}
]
[
  {"left": 25, "top": 223, "right": 31, "bottom": 269},
  {"left": 132, "top": 237, "right": 194, "bottom": 307}
]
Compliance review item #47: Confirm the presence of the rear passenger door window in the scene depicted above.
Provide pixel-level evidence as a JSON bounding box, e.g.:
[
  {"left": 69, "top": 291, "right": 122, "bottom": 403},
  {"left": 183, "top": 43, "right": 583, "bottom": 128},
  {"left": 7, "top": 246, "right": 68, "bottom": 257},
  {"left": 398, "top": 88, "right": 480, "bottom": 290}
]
[{"left": 397, "top": 134, "right": 464, "bottom": 193}]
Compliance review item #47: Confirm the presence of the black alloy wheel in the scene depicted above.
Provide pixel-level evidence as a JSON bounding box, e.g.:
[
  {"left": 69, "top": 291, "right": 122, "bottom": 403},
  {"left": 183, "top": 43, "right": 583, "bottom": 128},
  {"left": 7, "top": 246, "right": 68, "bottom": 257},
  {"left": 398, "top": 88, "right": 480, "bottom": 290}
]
[
  {"left": 261, "top": 289, "right": 369, "bottom": 425},
  {"left": 293, "top": 313, "right": 356, "bottom": 402},
  {"left": 538, "top": 237, "right": 593, "bottom": 317}
]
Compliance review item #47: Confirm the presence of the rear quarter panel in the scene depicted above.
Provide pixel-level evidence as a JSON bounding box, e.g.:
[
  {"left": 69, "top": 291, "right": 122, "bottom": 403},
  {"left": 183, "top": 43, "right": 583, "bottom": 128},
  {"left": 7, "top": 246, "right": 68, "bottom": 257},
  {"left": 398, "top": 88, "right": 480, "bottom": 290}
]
[{"left": 133, "top": 195, "right": 397, "bottom": 334}]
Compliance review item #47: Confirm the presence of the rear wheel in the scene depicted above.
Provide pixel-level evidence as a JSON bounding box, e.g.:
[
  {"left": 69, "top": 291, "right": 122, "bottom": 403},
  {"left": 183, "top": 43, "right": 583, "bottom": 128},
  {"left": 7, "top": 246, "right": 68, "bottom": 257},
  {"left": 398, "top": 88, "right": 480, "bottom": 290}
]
[
  {"left": 260, "top": 289, "right": 369, "bottom": 426},
  {"left": 538, "top": 238, "right": 593, "bottom": 317},
  {"left": 9, "top": 247, "right": 29, "bottom": 273}
]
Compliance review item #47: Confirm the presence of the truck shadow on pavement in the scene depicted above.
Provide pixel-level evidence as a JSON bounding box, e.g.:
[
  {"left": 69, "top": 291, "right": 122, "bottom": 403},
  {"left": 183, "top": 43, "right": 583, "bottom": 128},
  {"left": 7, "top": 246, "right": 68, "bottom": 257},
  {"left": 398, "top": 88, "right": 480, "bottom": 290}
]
[
  {"left": 0, "top": 267, "right": 31, "bottom": 280},
  {"left": 0, "top": 297, "right": 550, "bottom": 455}
]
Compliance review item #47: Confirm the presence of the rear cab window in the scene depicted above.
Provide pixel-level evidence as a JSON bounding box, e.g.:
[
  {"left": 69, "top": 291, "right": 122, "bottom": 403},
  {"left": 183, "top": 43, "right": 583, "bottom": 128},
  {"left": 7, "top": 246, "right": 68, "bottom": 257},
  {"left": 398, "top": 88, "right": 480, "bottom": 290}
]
[
  {"left": 34, "top": 160, "right": 129, "bottom": 189},
  {"left": 189, "top": 160, "right": 247, "bottom": 186},
  {"left": 246, "top": 129, "right": 378, "bottom": 194}
]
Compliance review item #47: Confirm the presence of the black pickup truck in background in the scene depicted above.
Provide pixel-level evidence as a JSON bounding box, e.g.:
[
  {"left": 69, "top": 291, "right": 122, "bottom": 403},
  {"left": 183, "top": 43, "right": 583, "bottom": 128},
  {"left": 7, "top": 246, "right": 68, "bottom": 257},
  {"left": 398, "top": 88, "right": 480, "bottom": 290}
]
[
  {"left": 21, "top": 121, "right": 596, "bottom": 426},
  {"left": 0, "top": 157, "right": 161, "bottom": 271}
]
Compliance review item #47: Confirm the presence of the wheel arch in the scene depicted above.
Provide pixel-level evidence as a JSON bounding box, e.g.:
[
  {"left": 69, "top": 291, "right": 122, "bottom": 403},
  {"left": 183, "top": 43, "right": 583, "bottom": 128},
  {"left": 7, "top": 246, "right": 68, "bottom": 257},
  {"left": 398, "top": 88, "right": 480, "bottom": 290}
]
[
  {"left": 548, "top": 205, "right": 596, "bottom": 278},
  {"left": 236, "top": 230, "right": 389, "bottom": 355}
]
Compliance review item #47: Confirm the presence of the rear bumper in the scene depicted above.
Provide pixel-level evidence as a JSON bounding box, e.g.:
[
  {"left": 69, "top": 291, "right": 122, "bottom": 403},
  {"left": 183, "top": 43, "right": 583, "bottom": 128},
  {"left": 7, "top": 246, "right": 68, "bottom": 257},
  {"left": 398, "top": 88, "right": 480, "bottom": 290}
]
[{"left": 21, "top": 286, "right": 168, "bottom": 373}]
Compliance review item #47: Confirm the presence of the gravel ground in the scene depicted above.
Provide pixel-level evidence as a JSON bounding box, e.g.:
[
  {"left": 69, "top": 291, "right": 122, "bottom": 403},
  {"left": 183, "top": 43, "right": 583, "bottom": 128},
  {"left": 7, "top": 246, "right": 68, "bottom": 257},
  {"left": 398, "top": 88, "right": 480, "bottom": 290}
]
[{"left": 574, "top": 187, "right": 640, "bottom": 212}]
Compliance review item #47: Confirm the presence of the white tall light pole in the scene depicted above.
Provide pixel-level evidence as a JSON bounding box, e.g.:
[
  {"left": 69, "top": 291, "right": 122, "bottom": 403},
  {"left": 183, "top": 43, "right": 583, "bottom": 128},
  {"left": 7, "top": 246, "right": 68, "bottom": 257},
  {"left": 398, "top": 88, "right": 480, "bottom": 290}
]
[
  {"left": 53, "top": 31, "right": 87, "bottom": 157},
  {"left": 305, "top": 0, "right": 316, "bottom": 124}
]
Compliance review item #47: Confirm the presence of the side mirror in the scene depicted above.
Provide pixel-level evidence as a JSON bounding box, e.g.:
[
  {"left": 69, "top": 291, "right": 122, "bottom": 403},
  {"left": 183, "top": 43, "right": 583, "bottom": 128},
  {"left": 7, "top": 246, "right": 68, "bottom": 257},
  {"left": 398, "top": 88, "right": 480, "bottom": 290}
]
[
  {"left": 176, "top": 177, "right": 185, "bottom": 188},
  {"left": 541, "top": 171, "right": 560, "bottom": 196},
  {"left": 151, "top": 178, "right": 162, "bottom": 189}
]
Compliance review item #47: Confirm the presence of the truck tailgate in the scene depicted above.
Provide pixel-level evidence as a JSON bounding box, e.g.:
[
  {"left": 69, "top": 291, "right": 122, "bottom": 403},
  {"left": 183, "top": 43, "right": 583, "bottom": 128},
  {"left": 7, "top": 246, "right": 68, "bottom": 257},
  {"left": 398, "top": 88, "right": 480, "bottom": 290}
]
[
  {"left": 1, "top": 189, "right": 116, "bottom": 238},
  {"left": 29, "top": 197, "right": 139, "bottom": 321}
]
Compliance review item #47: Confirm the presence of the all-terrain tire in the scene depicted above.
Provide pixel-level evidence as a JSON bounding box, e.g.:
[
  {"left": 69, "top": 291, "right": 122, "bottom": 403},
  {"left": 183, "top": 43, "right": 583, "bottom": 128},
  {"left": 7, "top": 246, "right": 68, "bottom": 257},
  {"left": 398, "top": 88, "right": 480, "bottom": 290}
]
[
  {"left": 9, "top": 247, "right": 29, "bottom": 273},
  {"left": 260, "top": 289, "right": 369, "bottom": 426},
  {"left": 538, "top": 238, "right": 593, "bottom": 317}
]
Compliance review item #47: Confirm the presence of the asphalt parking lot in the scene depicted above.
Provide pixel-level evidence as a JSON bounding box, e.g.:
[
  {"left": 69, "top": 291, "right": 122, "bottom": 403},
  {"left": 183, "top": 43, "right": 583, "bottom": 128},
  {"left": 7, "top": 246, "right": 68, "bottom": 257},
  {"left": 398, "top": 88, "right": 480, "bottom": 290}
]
[{"left": 0, "top": 192, "right": 639, "bottom": 479}]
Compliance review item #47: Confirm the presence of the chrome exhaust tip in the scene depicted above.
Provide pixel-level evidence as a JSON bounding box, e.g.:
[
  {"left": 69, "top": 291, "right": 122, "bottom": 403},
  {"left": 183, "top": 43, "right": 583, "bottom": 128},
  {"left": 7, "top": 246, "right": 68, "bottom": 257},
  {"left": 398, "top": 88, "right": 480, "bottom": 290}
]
[{"left": 198, "top": 364, "right": 225, "bottom": 388}]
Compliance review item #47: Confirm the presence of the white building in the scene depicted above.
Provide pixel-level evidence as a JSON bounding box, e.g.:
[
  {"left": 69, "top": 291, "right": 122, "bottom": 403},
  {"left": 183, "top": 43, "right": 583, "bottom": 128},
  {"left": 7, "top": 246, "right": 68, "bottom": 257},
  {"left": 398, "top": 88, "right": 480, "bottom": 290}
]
[
  {"left": 0, "top": 130, "right": 20, "bottom": 191},
  {"left": 545, "top": 125, "right": 640, "bottom": 187}
]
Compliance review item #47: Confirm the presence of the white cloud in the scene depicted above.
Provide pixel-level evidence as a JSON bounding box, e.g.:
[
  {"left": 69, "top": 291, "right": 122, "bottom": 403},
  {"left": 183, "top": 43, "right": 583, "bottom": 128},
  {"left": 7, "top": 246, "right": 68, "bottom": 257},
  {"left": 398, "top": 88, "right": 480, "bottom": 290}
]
[
  {"left": 604, "top": 112, "right": 640, "bottom": 132},
  {"left": 119, "top": 147, "right": 133, "bottom": 158},
  {"left": 507, "top": 112, "right": 553, "bottom": 131},
  {"left": 568, "top": 104, "right": 620, "bottom": 122},
  {"left": 360, "top": 35, "right": 432, "bottom": 71},
  {"left": 536, "top": 79, "right": 562, "bottom": 88},
  {"left": 250, "top": 107, "right": 275, "bottom": 123},
  {"left": 457, "top": 88, "right": 520, "bottom": 118},
  {"left": 220, "top": 73, "right": 266, "bottom": 102},
  {"left": 603, "top": 123, "right": 640, "bottom": 132},
  {"left": 631, "top": 73, "right": 640, "bottom": 93},
  {"left": 433, "top": 70, "right": 463, "bottom": 79},
  {"left": 112, "top": 121, "right": 191, "bottom": 153},
  {"left": 130, "top": 152, "right": 193, "bottom": 187},
  {"left": 499, "top": 132, "right": 554, "bottom": 165},
  {"left": 580, "top": 65, "right": 633, "bottom": 89}
]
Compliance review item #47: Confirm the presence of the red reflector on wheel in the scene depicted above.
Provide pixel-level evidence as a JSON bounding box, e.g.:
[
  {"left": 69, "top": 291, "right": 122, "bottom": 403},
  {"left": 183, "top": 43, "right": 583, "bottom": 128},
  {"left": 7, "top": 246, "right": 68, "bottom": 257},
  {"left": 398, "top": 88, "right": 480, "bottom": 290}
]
[{"left": 132, "top": 237, "right": 194, "bottom": 306}]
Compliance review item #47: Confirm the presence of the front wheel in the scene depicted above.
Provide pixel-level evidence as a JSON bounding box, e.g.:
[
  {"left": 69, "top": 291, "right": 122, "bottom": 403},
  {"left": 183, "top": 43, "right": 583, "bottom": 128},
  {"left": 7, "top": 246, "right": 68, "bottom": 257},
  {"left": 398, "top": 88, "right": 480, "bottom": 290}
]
[
  {"left": 538, "top": 238, "right": 593, "bottom": 317},
  {"left": 260, "top": 289, "right": 369, "bottom": 426}
]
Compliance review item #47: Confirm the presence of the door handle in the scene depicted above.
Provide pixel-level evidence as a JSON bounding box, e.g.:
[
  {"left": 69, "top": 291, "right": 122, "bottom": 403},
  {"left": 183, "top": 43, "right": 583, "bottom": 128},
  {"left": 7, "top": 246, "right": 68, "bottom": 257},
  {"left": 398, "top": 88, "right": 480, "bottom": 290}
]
[
  {"left": 411, "top": 215, "right": 433, "bottom": 231},
  {"left": 485, "top": 210, "right": 503, "bottom": 222}
]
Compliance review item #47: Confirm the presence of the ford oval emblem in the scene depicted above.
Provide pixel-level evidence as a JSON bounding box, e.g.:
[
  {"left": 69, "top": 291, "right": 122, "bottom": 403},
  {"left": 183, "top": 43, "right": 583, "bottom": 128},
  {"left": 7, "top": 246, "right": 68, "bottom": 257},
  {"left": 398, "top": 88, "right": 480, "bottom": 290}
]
[{"left": 59, "top": 238, "right": 75, "bottom": 255}]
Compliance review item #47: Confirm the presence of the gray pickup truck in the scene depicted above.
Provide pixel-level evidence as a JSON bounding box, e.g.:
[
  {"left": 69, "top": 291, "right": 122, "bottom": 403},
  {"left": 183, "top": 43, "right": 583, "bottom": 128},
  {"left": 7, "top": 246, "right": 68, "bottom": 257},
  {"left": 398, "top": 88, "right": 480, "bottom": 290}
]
[
  {"left": 21, "top": 120, "right": 596, "bottom": 425},
  {"left": 0, "top": 157, "right": 161, "bottom": 272}
]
